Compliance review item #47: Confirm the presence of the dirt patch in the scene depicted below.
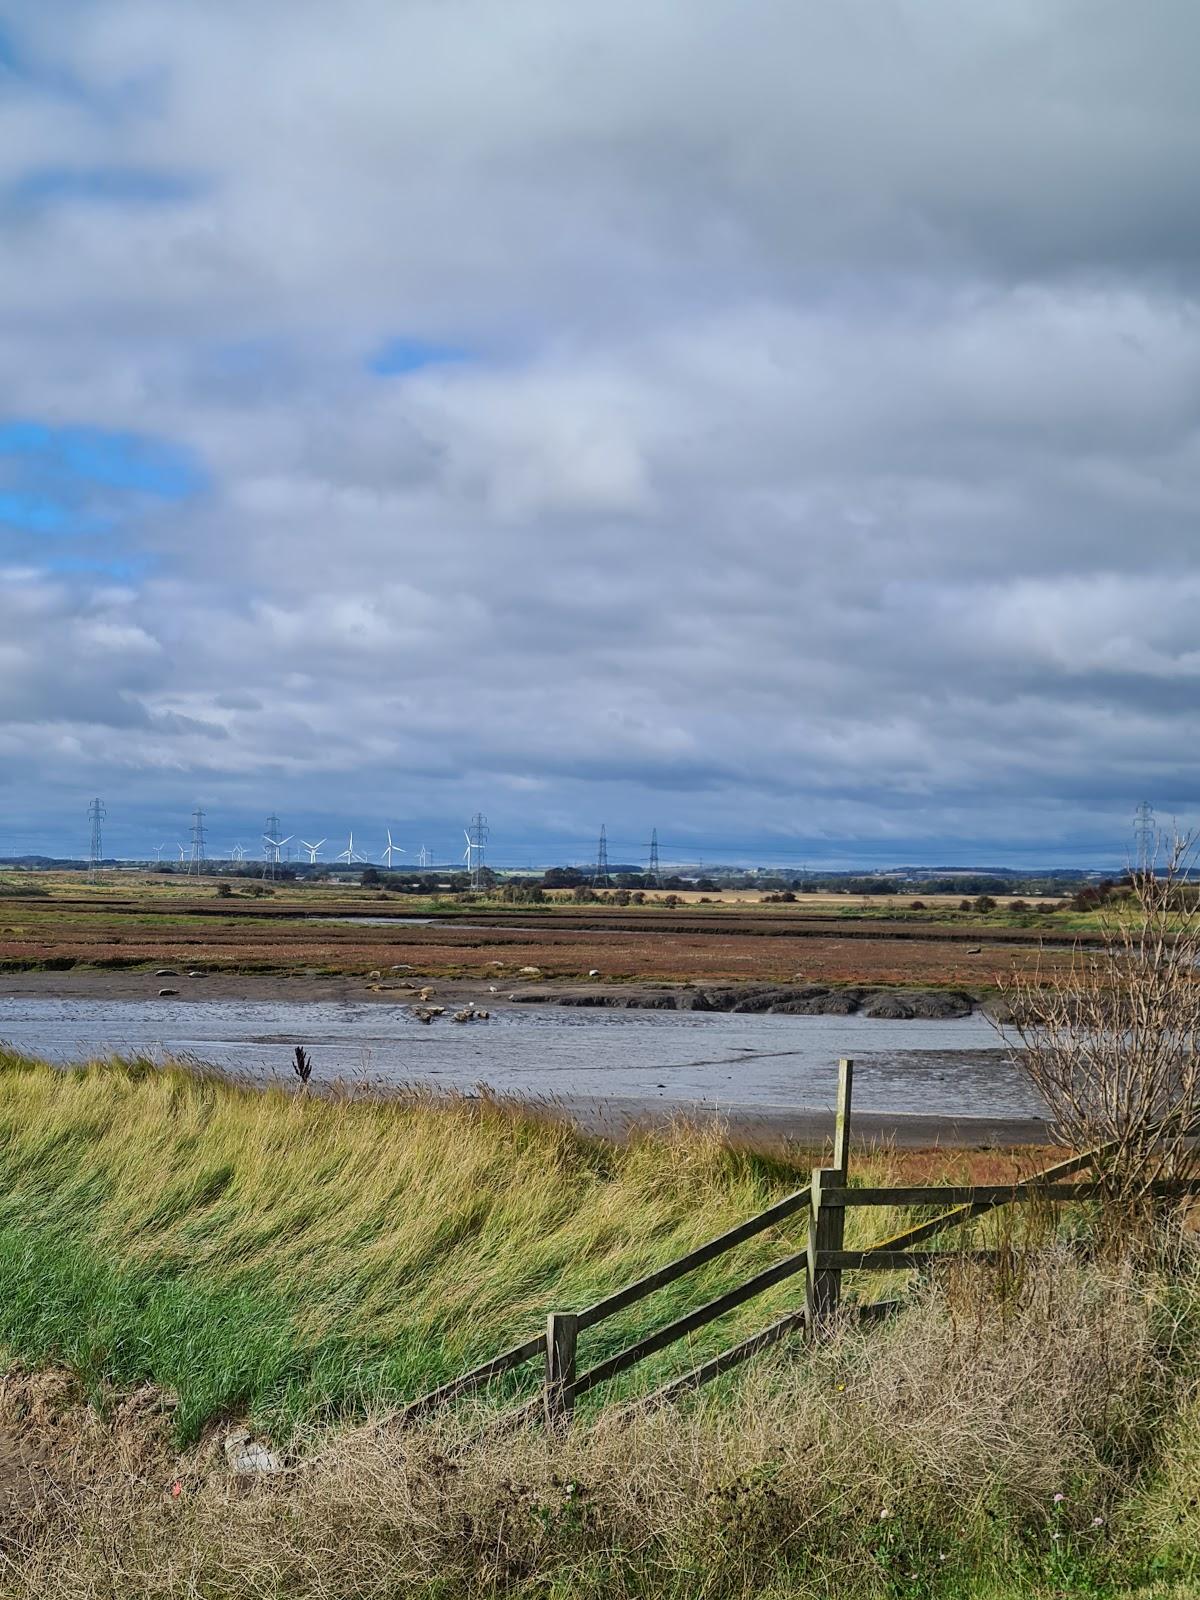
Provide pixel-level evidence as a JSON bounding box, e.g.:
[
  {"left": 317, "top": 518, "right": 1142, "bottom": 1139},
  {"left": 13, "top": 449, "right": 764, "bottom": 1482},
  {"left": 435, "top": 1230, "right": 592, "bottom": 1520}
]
[{"left": 0, "top": 1368, "right": 182, "bottom": 1533}]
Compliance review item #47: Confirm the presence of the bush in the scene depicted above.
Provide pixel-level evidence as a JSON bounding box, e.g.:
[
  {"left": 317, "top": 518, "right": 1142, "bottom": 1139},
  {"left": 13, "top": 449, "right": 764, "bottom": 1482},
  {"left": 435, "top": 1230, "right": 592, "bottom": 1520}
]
[{"left": 1002, "top": 835, "right": 1200, "bottom": 1219}]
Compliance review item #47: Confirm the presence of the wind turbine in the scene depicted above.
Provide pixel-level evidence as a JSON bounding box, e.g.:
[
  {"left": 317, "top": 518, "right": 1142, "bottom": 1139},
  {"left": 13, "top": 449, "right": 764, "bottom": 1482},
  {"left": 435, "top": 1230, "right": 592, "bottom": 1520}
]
[
  {"left": 337, "top": 831, "right": 366, "bottom": 865},
  {"left": 176, "top": 844, "right": 187, "bottom": 864},
  {"left": 300, "top": 839, "right": 326, "bottom": 864},
  {"left": 231, "top": 843, "right": 247, "bottom": 863},
  {"left": 263, "top": 832, "right": 292, "bottom": 864},
  {"left": 381, "top": 829, "right": 406, "bottom": 867},
  {"left": 153, "top": 843, "right": 166, "bottom": 864}
]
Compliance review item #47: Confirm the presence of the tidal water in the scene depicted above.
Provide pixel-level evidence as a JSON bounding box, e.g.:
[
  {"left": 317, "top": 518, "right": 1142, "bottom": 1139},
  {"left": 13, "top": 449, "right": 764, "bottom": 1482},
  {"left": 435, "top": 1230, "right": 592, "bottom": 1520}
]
[{"left": 0, "top": 996, "right": 1042, "bottom": 1122}]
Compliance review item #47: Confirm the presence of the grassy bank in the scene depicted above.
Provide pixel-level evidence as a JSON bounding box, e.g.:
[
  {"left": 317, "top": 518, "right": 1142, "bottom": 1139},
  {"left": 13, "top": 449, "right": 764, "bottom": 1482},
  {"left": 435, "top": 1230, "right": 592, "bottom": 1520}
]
[
  {"left": 3, "top": 1259, "right": 1199, "bottom": 1599},
  {"left": 0, "top": 1050, "right": 846, "bottom": 1438},
  {"left": 1, "top": 1052, "right": 1199, "bottom": 1598}
]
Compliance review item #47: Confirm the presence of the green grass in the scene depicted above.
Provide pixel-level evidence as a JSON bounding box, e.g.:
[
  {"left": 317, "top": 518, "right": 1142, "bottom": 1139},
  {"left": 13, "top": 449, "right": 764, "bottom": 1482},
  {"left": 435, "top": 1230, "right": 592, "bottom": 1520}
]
[{"left": 0, "top": 1050, "right": 844, "bottom": 1439}]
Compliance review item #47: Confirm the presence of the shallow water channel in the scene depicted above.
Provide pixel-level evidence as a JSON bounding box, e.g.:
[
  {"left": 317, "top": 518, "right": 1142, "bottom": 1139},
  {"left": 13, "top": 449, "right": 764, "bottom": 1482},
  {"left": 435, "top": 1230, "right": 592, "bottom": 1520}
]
[{"left": 0, "top": 996, "right": 1043, "bottom": 1125}]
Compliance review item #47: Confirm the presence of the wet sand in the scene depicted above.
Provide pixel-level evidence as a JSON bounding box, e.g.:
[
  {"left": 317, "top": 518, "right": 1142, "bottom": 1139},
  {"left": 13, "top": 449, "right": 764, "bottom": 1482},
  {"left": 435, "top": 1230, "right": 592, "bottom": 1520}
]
[{"left": 537, "top": 1094, "right": 1049, "bottom": 1150}]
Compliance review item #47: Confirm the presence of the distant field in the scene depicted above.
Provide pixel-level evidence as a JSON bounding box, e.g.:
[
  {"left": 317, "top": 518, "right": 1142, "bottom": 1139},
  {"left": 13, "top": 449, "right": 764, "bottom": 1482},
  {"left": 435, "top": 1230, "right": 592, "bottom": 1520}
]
[{"left": 0, "top": 872, "right": 1092, "bottom": 989}]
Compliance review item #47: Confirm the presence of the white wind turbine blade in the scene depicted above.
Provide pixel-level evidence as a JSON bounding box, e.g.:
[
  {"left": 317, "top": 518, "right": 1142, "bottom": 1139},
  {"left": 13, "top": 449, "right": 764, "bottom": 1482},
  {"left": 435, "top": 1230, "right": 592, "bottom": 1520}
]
[{"left": 381, "top": 829, "right": 407, "bottom": 865}]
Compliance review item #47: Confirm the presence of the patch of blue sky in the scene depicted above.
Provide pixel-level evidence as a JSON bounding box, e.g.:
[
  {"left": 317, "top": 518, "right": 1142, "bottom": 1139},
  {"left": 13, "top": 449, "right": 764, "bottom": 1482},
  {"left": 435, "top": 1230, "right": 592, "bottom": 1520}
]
[
  {"left": 11, "top": 165, "right": 203, "bottom": 208},
  {"left": 0, "top": 422, "right": 205, "bottom": 501},
  {"left": 0, "top": 491, "right": 111, "bottom": 537},
  {"left": 368, "top": 336, "right": 469, "bottom": 375},
  {"left": 39, "top": 551, "right": 151, "bottom": 580},
  {"left": 0, "top": 19, "right": 166, "bottom": 120}
]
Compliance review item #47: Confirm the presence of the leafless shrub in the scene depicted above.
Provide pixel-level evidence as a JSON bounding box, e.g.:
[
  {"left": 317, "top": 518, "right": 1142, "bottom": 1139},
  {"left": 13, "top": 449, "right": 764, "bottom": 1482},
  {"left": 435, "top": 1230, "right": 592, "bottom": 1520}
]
[{"left": 1000, "top": 833, "right": 1200, "bottom": 1219}]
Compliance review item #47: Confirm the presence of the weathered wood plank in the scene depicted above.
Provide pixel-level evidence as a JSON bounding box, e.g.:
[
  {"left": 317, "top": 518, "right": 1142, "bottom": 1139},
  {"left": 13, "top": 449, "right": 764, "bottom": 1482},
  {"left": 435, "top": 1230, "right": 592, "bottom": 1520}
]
[
  {"left": 641, "top": 1297, "right": 905, "bottom": 1408},
  {"left": 544, "top": 1311, "right": 578, "bottom": 1429},
  {"left": 825, "top": 1179, "right": 1200, "bottom": 1207},
  {"left": 648, "top": 1307, "right": 807, "bottom": 1401},
  {"left": 576, "top": 1186, "right": 811, "bottom": 1331},
  {"left": 817, "top": 1249, "right": 1004, "bottom": 1270},
  {"left": 862, "top": 1142, "right": 1113, "bottom": 1255},
  {"left": 806, "top": 1167, "right": 845, "bottom": 1329},
  {"left": 570, "top": 1248, "right": 810, "bottom": 1399},
  {"left": 398, "top": 1332, "right": 545, "bottom": 1424},
  {"left": 833, "top": 1058, "right": 854, "bottom": 1177}
]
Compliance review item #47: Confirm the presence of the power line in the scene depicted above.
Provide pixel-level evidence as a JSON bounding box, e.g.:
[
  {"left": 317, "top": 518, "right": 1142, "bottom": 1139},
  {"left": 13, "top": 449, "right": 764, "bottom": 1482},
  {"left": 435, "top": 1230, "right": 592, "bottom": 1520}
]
[
  {"left": 465, "top": 812, "right": 489, "bottom": 888},
  {"left": 188, "top": 807, "right": 207, "bottom": 875},
  {"left": 646, "top": 827, "right": 660, "bottom": 887},
  {"left": 1133, "top": 800, "right": 1156, "bottom": 873},
  {"left": 87, "top": 797, "right": 106, "bottom": 882},
  {"left": 591, "top": 824, "right": 611, "bottom": 888},
  {"left": 263, "top": 812, "right": 282, "bottom": 880}
]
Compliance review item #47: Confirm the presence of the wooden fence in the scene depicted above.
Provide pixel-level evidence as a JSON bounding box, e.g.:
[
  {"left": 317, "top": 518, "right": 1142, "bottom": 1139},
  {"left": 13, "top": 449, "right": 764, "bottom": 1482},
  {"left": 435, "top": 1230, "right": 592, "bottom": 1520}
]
[{"left": 402, "top": 1060, "right": 1200, "bottom": 1430}]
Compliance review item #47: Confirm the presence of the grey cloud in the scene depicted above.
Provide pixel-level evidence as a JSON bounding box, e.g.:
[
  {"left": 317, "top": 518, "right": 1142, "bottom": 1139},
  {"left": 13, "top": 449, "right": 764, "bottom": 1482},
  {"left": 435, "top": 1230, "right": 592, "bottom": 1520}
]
[{"left": 1, "top": 2, "right": 1198, "bottom": 858}]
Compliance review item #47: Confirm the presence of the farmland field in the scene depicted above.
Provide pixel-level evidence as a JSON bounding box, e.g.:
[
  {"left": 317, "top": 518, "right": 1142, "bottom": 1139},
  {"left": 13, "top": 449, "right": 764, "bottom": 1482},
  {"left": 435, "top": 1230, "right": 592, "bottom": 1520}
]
[{"left": 0, "top": 873, "right": 1091, "bottom": 993}]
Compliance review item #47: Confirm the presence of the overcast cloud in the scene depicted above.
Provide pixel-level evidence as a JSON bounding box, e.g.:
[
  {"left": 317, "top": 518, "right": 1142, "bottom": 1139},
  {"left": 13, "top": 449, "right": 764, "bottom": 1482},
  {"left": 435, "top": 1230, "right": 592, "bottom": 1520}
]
[{"left": 1, "top": 0, "right": 1198, "bottom": 865}]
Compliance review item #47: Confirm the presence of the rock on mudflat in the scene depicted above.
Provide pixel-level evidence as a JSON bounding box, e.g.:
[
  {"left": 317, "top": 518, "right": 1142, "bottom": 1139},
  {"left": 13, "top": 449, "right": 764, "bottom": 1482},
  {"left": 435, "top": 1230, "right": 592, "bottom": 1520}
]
[{"left": 506, "top": 982, "right": 975, "bottom": 1018}]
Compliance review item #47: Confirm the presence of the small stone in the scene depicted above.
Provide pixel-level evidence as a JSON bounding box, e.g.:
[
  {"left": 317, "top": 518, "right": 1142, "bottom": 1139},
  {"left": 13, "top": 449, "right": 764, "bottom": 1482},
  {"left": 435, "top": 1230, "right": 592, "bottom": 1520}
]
[{"left": 224, "top": 1430, "right": 283, "bottom": 1475}]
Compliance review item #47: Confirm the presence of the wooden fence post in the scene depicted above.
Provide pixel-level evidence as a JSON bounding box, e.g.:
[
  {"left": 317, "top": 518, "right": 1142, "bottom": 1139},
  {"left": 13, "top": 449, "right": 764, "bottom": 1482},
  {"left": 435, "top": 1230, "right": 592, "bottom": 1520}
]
[
  {"left": 833, "top": 1057, "right": 854, "bottom": 1179},
  {"left": 807, "top": 1058, "right": 853, "bottom": 1335},
  {"left": 806, "top": 1168, "right": 845, "bottom": 1334},
  {"left": 544, "top": 1311, "right": 578, "bottom": 1429}
]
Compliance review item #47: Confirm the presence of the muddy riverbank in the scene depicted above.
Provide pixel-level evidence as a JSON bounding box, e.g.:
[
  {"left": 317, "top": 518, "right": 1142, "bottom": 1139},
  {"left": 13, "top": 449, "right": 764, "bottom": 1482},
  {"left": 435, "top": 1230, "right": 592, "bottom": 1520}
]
[{"left": 0, "top": 968, "right": 998, "bottom": 1020}]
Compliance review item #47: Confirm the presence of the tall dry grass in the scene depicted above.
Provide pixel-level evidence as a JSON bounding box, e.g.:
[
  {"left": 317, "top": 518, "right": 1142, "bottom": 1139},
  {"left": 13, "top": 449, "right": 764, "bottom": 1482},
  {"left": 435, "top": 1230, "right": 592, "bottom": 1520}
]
[
  {"left": 0, "top": 1252, "right": 1192, "bottom": 1599},
  {"left": 0, "top": 1050, "right": 840, "bottom": 1436}
]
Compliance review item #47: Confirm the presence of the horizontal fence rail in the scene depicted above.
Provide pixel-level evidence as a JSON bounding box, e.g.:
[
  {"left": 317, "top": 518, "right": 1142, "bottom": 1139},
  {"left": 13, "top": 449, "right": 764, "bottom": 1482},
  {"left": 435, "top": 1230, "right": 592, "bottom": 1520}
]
[
  {"left": 816, "top": 1248, "right": 1005, "bottom": 1271},
  {"left": 399, "top": 1332, "right": 546, "bottom": 1425},
  {"left": 400, "top": 1059, "right": 1199, "bottom": 1432},
  {"left": 575, "top": 1184, "right": 811, "bottom": 1332},
  {"left": 401, "top": 1178, "right": 815, "bottom": 1426},
  {"left": 570, "top": 1245, "right": 810, "bottom": 1403},
  {"left": 822, "top": 1180, "right": 1200, "bottom": 1207}
]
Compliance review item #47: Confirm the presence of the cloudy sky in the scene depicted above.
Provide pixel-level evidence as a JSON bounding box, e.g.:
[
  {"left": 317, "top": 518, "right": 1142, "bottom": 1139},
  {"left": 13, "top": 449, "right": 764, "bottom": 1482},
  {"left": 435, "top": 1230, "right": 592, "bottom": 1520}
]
[{"left": 1, "top": 1, "right": 1197, "bottom": 867}]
